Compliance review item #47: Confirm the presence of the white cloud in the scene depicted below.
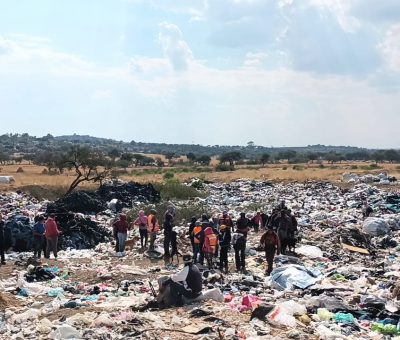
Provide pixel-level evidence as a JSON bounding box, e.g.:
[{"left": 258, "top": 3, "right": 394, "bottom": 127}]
[
  {"left": 158, "top": 22, "right": 194, "bottom": 71},
  {"left": 308, "top": 0, "right": 360, "bottom": 32},
  {"left": 0, "top": 34, "right": 99, "bottom": 77},
  {"left": 379, "top": 24, "right": 400, "bottom": 72},
  {"left": 92, "top": 90, "right": 113, "bottom": 99},
  {"left": 243, "top": 52, "right": 268, "bottom": 68}
]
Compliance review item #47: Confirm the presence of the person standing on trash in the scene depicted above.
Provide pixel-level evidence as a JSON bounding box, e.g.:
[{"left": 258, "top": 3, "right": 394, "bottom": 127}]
[
  {"left": 111, "top": 216, "right": 119, "bottom": 253},
  {"left": 0, "top": 213, "right": 5, "bottom": 265},
  {"left": 233, "top": 212, "right": 250, "bottom": 273},
  {"left": 250, "top": 212, "right": 262, "bottom": 233},
  {"left": 163, "top": 206, "right": 175, "bottom": 258},
  {"left": 148, "top": 209, "right": 159, "bottom": 251},
  {"left": 260, "top": 212, "right": 268, "bottom": 230},
  {"left": 260, "top": 225, "right": 281, "bottom": 276},
  {"left": 45, "top": 214, "right": 62, "bottom": 260},
  {"left": 33, "top": 215, "right": 46, "bottom": 259},
  {"left": 192, "top": 218, "right": 205, "bottom": 265},
  {"left": 218, "top": 211, "right": 234, "bottom": 229},
  {"left": 167, "top": 253, "right": 203, "bottom": 306},
  {"left": 188, "top": 216, "right": 197, "bottom": 253},
  {"left": 276, "top": 210, "right": 293, "bottom": 255},
  {"left": 133, "top": 210, "right": 148, "bottom": 249},
  {"left": 113, "top": 213, "right": 130, "bottom": 257},
  {"left": 203, "top": 226, "right": 218, "bottom": 269},
  {"left": 218, "top": 225, "right": 231, "bottom": 273}
]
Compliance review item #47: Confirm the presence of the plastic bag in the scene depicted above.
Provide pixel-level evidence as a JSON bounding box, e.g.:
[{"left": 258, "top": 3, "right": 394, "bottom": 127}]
[
  {"left": 267, "top": 301, "right": 306, "bottom": 327},
  {"left": 48, "top": 288, "right": 64, "bottom": 298},
  {"left": 296, "top": 245, "right": 323, "bottom": 258},
  {"left": 334, "top": 312, "right": 354, "bottom": 324},
  {"left": 363, "top": 218, "right": 390, "bottom": 236},
  {"left": 317, "top": 308, "right": 333, "bottom": 321},
  {"left": 270, "top": 265, "right": 322, "bottom": 290},
  {"left": 49, "top": 325, "right": 82, "bottom": 339}
]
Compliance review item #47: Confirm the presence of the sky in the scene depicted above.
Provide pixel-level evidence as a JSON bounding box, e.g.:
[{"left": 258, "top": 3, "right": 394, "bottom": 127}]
[{"left": 0, "top": 0, "right": 399, "bottom": 148}]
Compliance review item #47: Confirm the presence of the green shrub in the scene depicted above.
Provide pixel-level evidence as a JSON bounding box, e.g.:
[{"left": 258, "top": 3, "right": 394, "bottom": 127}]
[
  {"left": 292, "top": 165, "right": 304, "bottom": 171},
  {"left": 350, "top": 165, "right": 358, "bottom": 170},
  {"left": 190, "top": 179, "right": 205, "bottom": 190},
  {"left": 127, "top": 201, "right": 210, "bottom": 225},
  {"left": 163, "top": 172, "right": 175, "bottom": 180},
  {"left": 215, "top": 164, "right": 233, "bottom": 172},
  {"left": 319, "top": 164, "right": 325, "bottom": 169},
  {"left": 16, "top": 167, "right": 24, "bottom": 173},
  {"left": 282, "top": 166, "right": 287, "bottom": 170}
]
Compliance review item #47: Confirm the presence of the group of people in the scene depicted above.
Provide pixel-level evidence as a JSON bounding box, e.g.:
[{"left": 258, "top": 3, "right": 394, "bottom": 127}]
[
  {"left": 188, "top": 206, "right": 297, "bottom": 275},
  {"left": 157, "top": 204, "right": 298, "bottom": 307},
  {"left": 117, "top": 201, "right": 298, "bottom": 276},
  {"left": 112, "top": 206, "right": 177, "bottom": 257},
  {"left": 0, "top": 213, "right": 62, "bottom": 264}
]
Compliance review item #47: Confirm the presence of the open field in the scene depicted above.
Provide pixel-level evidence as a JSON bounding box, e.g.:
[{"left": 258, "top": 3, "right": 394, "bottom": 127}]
[{"left": 1, "top": 162, "right": 400, "bottom": 195}]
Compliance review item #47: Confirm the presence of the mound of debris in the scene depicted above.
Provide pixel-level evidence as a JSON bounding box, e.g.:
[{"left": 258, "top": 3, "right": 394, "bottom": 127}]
[
  {"left": 47, "top": 180, "right": 160, "bottom": 215},
  {"left": 46, "top": 191, "right": 107, "bottom": 215},
  {"left": 97, "top": 181, "right": 160, "bottom": 207},
  {"left": 3, "top": 213, "right": 112, "bottom": 252}
]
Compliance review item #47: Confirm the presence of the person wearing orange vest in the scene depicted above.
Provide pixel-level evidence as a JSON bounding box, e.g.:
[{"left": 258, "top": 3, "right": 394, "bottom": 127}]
[
  {"left": 148, "top": 209, "right": 159, "bottom": 251},
  {"left": 192, "top": 220, "right": 205, "bottom": 264},
  {"left": 203, "top": 226, "right": 217, "bottom": 269}
]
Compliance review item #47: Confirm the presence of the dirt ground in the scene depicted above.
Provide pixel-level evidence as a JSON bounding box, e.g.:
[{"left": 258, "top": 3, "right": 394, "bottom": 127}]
[{"left": 0, "top": 162, "right": 399, "bottom": 191}]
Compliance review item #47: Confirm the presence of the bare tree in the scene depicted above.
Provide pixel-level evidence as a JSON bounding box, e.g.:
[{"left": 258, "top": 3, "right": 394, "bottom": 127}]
[{"left": 64, "top": 146, "right": 112, "bottom": 195}]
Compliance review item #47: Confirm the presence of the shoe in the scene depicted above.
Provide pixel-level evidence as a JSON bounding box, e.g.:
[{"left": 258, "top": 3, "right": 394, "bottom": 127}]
[
  {"left": 116, "top": 252, "right": 121, "bottom": 257},
  {"left": 121, "top": 251, "right": 126, "bottom": 257}
]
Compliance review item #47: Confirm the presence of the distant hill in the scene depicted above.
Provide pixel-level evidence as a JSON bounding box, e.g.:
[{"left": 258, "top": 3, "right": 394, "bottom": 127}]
[{"left": 0, "top": 132, "right": 383, "bottom": 158}]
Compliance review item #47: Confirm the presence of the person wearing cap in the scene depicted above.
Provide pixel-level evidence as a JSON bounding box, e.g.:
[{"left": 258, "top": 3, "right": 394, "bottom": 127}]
[
  {"left": 168, "top": 253, "right": 202, "bottom": 306},
  {"left": 113, "top": 213, "right": 130, "bottom": 257},
  {"left": 218, "top": 225, "right": 231, "bottom": 272},
  {"left": 45, "top": 214, "right": 62, "bottom": 259},
  {"left": 33, "top": 215, "right": 46, "bottom": 259},
  {"left": 218, "top": 211, "right": 233, "bottom": 229},
  {"left": 0, "top": 213, "right": 5, "bottom": 265},
  {"left": 192, "top": 214, "right": 210, "bottom": 265}
]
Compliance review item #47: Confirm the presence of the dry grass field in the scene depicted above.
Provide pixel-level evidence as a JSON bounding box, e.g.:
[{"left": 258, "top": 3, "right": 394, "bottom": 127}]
[{"left": 0, "top": 161, "right": 399, "bottom": 194}]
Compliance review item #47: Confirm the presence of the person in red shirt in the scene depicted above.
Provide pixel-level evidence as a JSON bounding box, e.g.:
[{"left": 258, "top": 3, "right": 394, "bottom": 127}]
[
  {"left": 45, "top": 214, "right": 62, "bottom": 259},
  {"left": 113, "top": 214, "right": 130, "bottom": 256},
  {"left": 250, "top": 212, "right": 262, "bottom": 232},
  {"left": 260, "top": 225, "right": 281, "bottom": 276}
]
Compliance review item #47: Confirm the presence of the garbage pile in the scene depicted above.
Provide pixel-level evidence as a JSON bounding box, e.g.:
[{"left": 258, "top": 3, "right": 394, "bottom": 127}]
[
  {"left": 2, "top": 179, "right": 400, "bottom": 339},
  {"left": 48, "top": 180, "right": 160, "bottom": 215},
  {"left": 1, "top": 181, "right": 161, "bottom": 252},
  {"left": 343, "top": 172, "right": 397, "bottom": 185}
]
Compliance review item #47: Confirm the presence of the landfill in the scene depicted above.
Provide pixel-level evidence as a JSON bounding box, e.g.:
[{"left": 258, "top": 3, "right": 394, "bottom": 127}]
[
  {"left": 2, "top": 178, "right": 400, "bottom": 339},
  {"left": 1, "top": 180, "right": 160, "bottom": 252}
]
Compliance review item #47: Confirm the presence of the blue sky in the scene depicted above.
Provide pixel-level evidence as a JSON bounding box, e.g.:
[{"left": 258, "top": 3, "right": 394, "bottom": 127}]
[{"left": 0, "top": 0, "right": 399, "bottom": 148}]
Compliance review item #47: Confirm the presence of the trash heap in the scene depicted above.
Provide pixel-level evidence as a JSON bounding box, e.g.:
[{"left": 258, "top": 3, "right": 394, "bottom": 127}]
[
  {"left": 343, "top": 172, "right": 397, "bottom": 185},
  {"left": 2, "top": 179, "right": 400, "bottom": 339},
  {"left": 2, "top": 180, "right": 160, "bottom": 252}
]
